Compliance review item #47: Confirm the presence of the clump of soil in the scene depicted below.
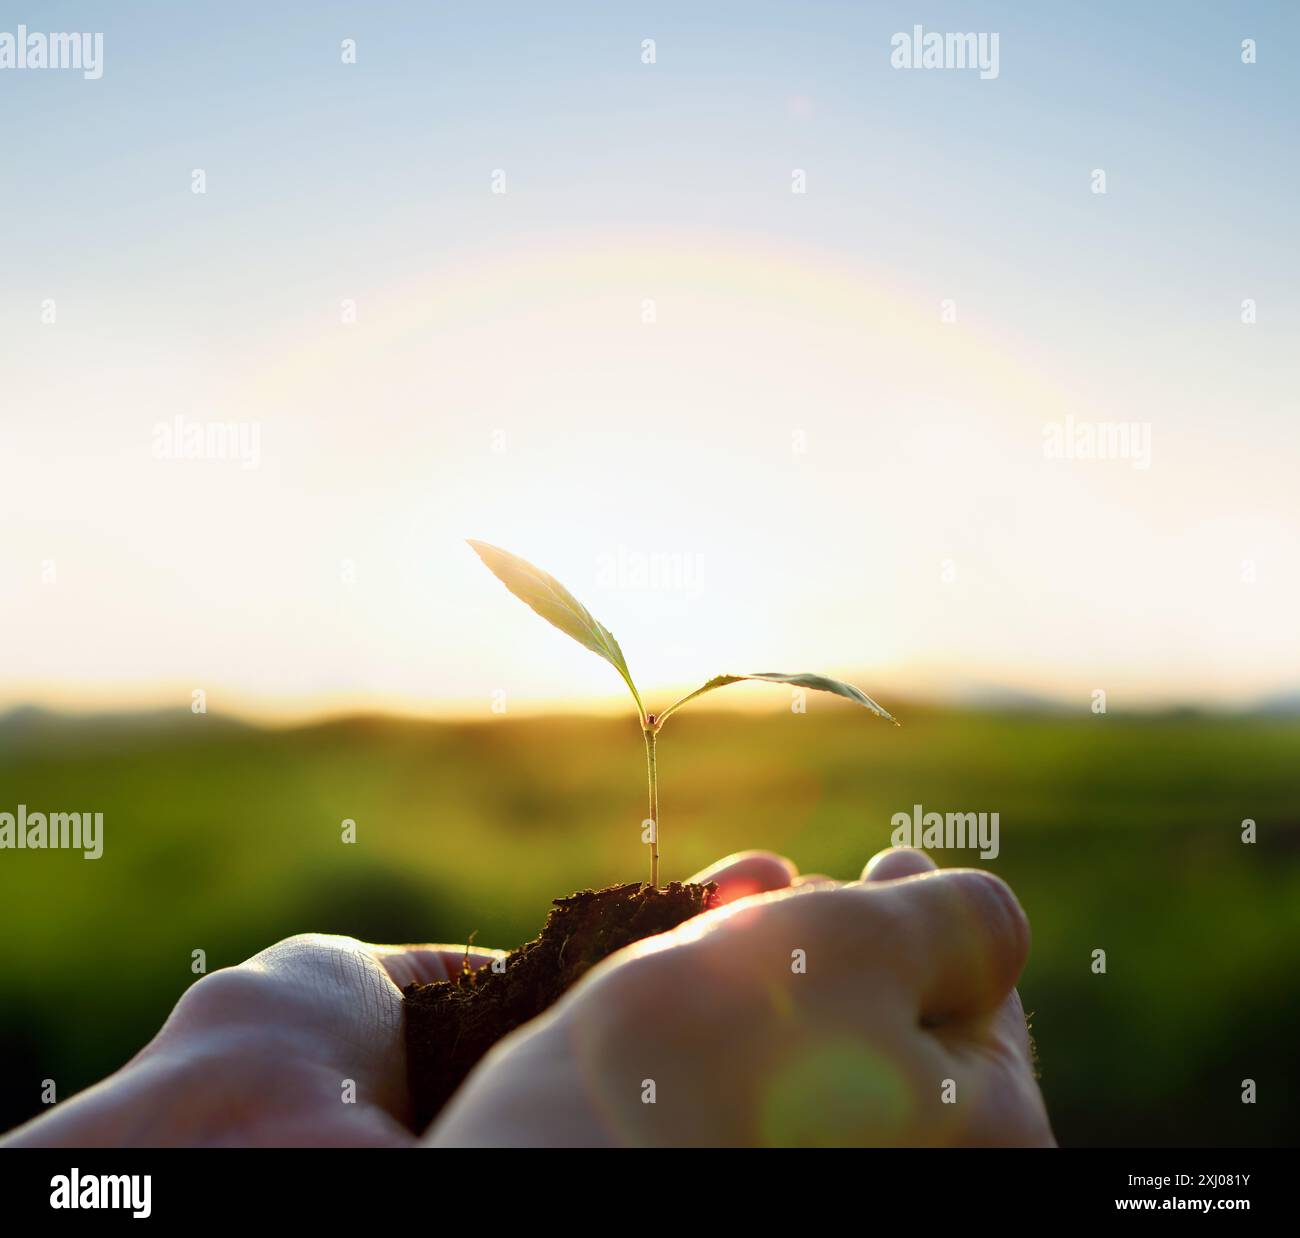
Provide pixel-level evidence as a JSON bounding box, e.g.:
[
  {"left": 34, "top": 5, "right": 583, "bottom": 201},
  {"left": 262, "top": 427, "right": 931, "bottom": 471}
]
[{"left": 404, "top": 880, "right": 718, "bottom": 1128}]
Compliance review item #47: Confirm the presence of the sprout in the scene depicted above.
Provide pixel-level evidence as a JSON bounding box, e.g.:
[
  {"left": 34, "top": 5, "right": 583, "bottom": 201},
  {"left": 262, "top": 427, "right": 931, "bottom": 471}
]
[{"left": 467, "top": 540, "right": 897, "bottom": 887}]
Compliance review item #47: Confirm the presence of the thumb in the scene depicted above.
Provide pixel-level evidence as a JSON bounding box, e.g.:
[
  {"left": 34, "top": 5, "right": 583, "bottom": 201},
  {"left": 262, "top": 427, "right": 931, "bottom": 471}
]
[{"left": 371, "top": 943, "right": 505, "bottom": 988}]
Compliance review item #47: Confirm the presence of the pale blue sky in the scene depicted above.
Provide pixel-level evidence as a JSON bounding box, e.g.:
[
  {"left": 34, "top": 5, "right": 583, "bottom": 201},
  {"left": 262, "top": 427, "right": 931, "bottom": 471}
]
[{"left": 2, "top": 3, "right": 1297, "bottom": 717}]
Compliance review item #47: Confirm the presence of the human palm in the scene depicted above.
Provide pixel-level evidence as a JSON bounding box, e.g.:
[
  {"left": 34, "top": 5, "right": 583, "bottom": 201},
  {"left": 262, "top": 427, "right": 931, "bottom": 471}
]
[{"left": 2, "top": 852, "right": 797, "bottom": 1147}]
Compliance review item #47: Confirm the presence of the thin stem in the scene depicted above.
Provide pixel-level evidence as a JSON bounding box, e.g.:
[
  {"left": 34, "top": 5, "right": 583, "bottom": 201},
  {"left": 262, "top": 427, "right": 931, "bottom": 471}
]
[
  {"left": 643, "top": 725, "right": 659, "bottom": 888},
  {"left": 654, "top": 686, "right": 706, "bottom": 727}
]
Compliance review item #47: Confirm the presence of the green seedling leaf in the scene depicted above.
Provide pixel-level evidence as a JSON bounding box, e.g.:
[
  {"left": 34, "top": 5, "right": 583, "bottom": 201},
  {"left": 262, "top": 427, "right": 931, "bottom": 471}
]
[
  {"left": 466, "top": 538, "right": 898, "bottom": 889},
  {"left": 656, "top": 671, "right": 897, "bottom": 727},
  {"left": 467, "top": 539, "right": 646, "bottom": 722}
]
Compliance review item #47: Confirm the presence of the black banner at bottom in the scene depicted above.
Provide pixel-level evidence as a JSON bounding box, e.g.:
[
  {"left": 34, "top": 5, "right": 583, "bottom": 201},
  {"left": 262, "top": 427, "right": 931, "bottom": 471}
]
[{"left": 0, "top": 1146, "right": 1285, "bottom": 1224}]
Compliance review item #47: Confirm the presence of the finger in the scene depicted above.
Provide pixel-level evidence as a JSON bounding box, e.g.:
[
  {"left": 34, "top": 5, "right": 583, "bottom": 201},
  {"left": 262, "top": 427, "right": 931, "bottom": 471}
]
[
  {"left": 865, "top": 869, "right": 1029, "bottom": 1024},
  {"left": 994, "top": 987, "right": 1034, "bottom": 1062},
  {"left": 371, "top": 944, "right": 505, "bottom": 989},
  {"left": 792, "top": 873, "right": 839, "bottom": 889},
  {"left": 862, "top": 847, "right": 938, "bottom": 882},
  {"left": 687, "top": 850, "right": 798, "bottom": 905}
]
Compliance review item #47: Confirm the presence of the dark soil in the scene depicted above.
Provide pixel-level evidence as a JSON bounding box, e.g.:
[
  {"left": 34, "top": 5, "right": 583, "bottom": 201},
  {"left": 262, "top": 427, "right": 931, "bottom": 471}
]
[{"left": 403, "top": 880, "right": 718, "bottom": 1128}]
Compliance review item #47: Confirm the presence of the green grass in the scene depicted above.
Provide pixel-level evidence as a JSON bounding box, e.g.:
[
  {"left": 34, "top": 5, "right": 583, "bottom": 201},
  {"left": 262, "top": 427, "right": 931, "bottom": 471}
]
[{"left": 1, "top": 705, "right": 1296, "bottom": 1145}]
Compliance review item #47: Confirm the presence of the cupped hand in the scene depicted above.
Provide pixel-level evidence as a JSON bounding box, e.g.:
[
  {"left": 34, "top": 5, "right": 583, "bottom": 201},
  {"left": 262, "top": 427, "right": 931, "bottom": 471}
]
[
  {"left": 0, "top": 851, "right": 798, "bottom": 1147},
  {"left": 429, "top": 848, "right": 1055, "bottom": 1147}
]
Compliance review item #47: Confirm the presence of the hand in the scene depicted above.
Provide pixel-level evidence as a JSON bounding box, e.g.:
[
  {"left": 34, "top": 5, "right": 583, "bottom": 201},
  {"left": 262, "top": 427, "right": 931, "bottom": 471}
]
[
  {"left": 429, "top": 848, "right": 1055, "bottom": 1147},
  {"left": 0, "top": 851, "right": 799, "bottom": 1148}
]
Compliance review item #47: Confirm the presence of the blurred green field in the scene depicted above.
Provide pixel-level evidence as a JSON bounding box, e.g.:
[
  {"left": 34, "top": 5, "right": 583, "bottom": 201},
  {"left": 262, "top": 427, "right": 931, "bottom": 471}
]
[{"left": 1, "top": 704, "right": 1297, "bottom": 1145}]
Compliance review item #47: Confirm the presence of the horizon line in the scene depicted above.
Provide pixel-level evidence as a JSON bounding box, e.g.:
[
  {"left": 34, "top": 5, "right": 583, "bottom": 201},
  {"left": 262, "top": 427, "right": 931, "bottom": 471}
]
[{"left": 3, "top": 690, "right": 1298, "bottom": 733}]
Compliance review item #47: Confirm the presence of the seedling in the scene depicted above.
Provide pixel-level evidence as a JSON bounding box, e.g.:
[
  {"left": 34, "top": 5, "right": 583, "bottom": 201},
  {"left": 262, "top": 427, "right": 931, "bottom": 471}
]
[{"left": 468, "top": 540, "right": 897, "bottom": 887}]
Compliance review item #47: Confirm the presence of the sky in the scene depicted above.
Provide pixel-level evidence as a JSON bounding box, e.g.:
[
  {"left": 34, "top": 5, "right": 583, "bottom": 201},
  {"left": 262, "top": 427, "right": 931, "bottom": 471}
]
[{"left": 2, "top": 2, "right": 1297, "bottom": 721}]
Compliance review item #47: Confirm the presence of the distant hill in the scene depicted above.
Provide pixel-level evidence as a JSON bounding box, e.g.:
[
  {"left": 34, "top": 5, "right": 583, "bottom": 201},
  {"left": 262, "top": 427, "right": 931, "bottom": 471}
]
[
  {"left": 0, "top": 704, "right": 251, "bottom": 750},
  {"left": 1254, "top": 691, "right": 1300, "bottom": 716}
]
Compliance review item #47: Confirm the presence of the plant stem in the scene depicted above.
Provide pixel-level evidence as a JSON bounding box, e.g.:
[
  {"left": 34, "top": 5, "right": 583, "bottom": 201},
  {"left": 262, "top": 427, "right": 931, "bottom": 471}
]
[{"left": 643, "top": 725, "right": 659, "bottom": 888}]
